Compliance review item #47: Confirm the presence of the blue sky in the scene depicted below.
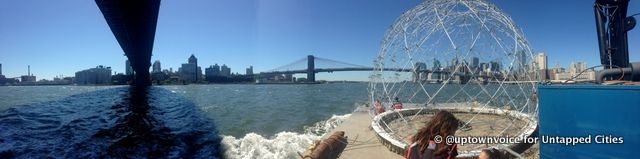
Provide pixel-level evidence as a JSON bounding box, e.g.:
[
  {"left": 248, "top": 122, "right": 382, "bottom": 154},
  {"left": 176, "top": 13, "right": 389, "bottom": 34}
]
[{"left": 0, "top": 0, "right": 638, "bottom": 81}]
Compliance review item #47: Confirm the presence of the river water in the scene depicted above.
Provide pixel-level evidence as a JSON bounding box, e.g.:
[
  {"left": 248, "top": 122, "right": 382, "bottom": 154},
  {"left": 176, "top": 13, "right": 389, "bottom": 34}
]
[
  {"left": 0, "top": 83, "right": 369, "bottom": 159},
  {"left": 0, "top": 83, "right": 533, "bottom": 158}
]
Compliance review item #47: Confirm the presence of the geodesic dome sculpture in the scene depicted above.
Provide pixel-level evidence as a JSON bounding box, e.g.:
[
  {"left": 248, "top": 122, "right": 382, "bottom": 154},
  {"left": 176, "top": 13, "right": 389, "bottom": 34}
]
[{"left": 369, "top": 0, "right": 539, "bottom": 156}]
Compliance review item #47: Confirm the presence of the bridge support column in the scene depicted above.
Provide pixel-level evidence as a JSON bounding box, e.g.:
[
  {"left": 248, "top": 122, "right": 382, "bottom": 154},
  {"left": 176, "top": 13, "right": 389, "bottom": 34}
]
[
  {"left": 131, "top": 55, "right": 151, "bottom": 86},
  {"left": 307, "top": 55, "right": 315, "bottom": 83}
]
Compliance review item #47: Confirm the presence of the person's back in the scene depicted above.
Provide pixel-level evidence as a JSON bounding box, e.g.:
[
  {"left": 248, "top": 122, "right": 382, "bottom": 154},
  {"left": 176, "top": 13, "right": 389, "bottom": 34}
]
[
  {"left": 406, "top": 141, "right": 457, "bottom": 159},
  {"left": 406, "top": 110, "right": 460, "bottom": 159}
]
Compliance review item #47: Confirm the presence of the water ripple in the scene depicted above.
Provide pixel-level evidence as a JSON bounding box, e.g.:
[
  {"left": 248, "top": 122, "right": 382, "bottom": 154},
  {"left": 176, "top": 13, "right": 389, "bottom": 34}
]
[{"left": 0, "top": 87, "right": 222, "bottom": 159}]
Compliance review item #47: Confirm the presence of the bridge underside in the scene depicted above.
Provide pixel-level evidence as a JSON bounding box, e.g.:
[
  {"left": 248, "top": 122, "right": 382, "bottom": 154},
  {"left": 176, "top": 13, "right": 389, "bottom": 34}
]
[{"left": 96, "top": 0, "right": 160, "bottom": 86}]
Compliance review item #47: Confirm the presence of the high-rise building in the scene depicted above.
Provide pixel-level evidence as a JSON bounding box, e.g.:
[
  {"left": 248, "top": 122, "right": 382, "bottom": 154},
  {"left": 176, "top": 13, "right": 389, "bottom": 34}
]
[
  {"left": 451, "top": 58, "right": 459, "bottom": 70},
  {"left": 75, "top": 65, "right": 112, "bottom": 85},
  {"left": 0, "top": 63, "right": 2, "bottom": 75},
  {"left": 535, "top": 53, "right": 548, "bottom": 70},
  {"left": 179, "top": 54, "right": 202, "bottom": 82},
  {"left": 569, "top": 62, "right": 587, "bottom": 74},
  {"left": 246, "top": 66, "right": 253, "bottom": 75},
  {"left": 471, "top": 57, "right": 479, "bottom": 70},
  {"left": 189, "top": 54, "right": 197, "bottom": 65},
  {"left": 480, "top": 63, "right": 488, "bottom": 72},
  {"left": 220, "top": 64, "right": 231, "bottom": 77},
  {"left": 205, "top": 64, "right": 221, "bottom": 81},
  {"left": 125, "top": 60, "right": 133, "bottom": 75},
  {"left": 213, "top": 64, "right": 220, "bottom": 75},
  {"left": 535, "top": 52, "right": 548, "bottom": 80},
  {"left": 554, "top": 62, "right": 594, "bottom": 81},
  {"left": 516, "top": 51, "right": 528, "bottom": 73},
  {"left": 152, "top": 60, "right": 161, "bottom": 73},
  {"left": 490, "top": 61, "right": 501, "bottom": 72},
  {"left": 432, "top": 59, "right": 442, "bottom": 71}
]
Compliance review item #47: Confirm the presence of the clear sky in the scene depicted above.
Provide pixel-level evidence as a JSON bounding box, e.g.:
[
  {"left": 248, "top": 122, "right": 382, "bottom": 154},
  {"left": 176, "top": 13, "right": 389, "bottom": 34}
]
[{"left": 0, "top": 0, "right": 638, "bottom": 81}]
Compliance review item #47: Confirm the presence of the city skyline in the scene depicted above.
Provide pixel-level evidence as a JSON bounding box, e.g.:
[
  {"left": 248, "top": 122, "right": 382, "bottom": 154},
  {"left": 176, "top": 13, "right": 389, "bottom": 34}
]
[
  {"left": 0, "top": 52, "right": 619, "bottom": 82},
  {"left": 0, "top": 0, "right": 638, "bottom": 81}
]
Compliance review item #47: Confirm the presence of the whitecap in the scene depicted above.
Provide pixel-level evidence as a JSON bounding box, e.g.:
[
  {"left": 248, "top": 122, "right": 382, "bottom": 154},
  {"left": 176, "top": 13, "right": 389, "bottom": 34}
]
[{"left": 221, "top": 114, "right": 352, "bottom": 159}]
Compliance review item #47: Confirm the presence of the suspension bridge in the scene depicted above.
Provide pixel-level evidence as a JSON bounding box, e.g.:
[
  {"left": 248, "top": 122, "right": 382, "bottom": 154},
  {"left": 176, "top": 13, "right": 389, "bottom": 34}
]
[
  {"left": 258, "top": 55, "right": 529, "bottom": 83},
  {"left": 259, "top": 55, "right": 406, "bottom": 82},
  {"left": 258, "top": 55, "right": 461, "bottom": 83}
]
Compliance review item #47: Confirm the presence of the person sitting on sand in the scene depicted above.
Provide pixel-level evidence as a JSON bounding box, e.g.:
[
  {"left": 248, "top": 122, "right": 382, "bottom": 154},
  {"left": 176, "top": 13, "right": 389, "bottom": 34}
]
[
  {"left": 406, "top": 110, "right": 460, "bottom": 159},
  {"left": 374, "top": 99, "right": 385, "bottom": 115},
  {"left": 392, "top": 97, "right": 403, "bottom": 110}
]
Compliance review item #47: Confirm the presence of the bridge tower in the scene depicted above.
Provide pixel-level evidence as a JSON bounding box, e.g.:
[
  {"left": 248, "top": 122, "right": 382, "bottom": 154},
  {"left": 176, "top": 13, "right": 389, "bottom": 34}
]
[{"left": 307, "top": 55, "right": 315, "bottom": 82}]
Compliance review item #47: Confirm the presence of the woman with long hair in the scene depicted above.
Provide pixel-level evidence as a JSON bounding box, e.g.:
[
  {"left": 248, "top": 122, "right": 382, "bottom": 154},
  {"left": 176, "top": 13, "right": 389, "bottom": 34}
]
[{"left": 406, "top": 110, "right": 460, "bottom": 159}]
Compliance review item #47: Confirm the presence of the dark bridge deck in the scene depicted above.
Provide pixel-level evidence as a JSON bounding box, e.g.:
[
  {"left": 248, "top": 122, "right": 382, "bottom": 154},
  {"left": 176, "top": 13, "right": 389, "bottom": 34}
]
[{"left": 96, "top": 0, "right": 161, "bottom": 86}]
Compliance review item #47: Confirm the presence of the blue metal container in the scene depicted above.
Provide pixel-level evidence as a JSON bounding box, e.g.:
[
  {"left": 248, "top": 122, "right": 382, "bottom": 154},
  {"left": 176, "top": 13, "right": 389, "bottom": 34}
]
[{"left": 538, "top": 85, "right": 640, "bottom": 158}]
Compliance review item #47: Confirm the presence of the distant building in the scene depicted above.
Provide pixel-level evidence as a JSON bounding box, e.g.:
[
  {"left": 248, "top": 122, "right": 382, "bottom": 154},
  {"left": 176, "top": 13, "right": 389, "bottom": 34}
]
[
  {"left": 480, "top": 63, "right": 488, "bottom": 72},
  {"left": 535, "top": 53, "right": 548, "bottom": 70},
  {"left": 20, "top": 75, "right": 36, "bottom": 83},
  {"left": 432, "top": 59, "right": 442, "bottom": 71},
  {"left": 551, "top": 63, "right": 565, "bottom": 73},
  {"left": 151, "top": 60, "right": 167, "bottom": 82},
  {"left": 516, "top": 51, "right": 528, "bottom": 73},
  {"left": 535, "top": 52, "right": 548, "bottom": 80},
  {"left": 220, "top": 64, "right": 231, "bottom": 77},
  {"left": 75, "top": 65, "right": 112, "bottom": 85},
  {"left": 246, "top": 66, "right": 253, "bottom": 75},
  {"left": 179, "top": 54, "right": 202, "bottom": 82},
  {"left": 20, "top": 65, "right": 36, "bottom": 83},
  {"left": 552, "top": 62, "right": 595, "bottom": 81},
  {"left": 152, "top": 60, "right": 161, "bottom": 73},
  {"left": 490, "top": 61, "right": 501, "bottom": 72},
  {"left": 0, "top": 63, "right": 2, "bottom": 75},
  {"left": 205, "top": 64, "right": 221, "bottom": 81},
  {"left": 412, "top": 62, "right": 427, "bottom": 82},
  {"left": 569, "top": 62, "right": 587, "bottom": 74},
  {"left": 125, "top": 60, "right": 133, "bottom": 75},
  {"left": 471, "top": 57, "right": 479, "bottom": 71}
]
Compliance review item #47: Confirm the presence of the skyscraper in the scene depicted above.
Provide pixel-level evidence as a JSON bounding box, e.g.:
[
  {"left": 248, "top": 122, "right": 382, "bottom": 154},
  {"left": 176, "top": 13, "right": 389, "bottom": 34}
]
[
  {"left": 125, "top": 60, "right": 133, "bottom": 75},
  {"left": 246, "top": 66, "right": 253, "bottom": 75},
  {"left": 221, "top": 64, "right": 231, "bottom": 77},
  {"left": 471, "top": 57, "right": 479, "bottom": 69},
  {"left": 0, "top": 63, "right": 2, "bottom": 75},
  {"left": 490, "top": 61, "right": 501, "bottom": 72},
  {"left": 569, "top": 62, "right": 587, "bottom": 74},
  {"left": 152, "top": 60, "right": 161, "bottom": 73},
  {"left": 179, "top": 54, "right": 202, "bottom": 82},
  {"left": 535, "top": 53, "right": 548, "bottom": 70},
  {"left": 205, "top": 64, "right": 221, "bottom": 81},
  {"left": 535, "top": 52, "right": 548, "bottom": 80},
  {"left": 188, "top": 54, "right": 198, "bottom": 81},
  {"left": 516, "top": 50, "right": 528, "bottom": 73},
  {"left": 432, "top": 58, "right": 441, "bottom": 71}
]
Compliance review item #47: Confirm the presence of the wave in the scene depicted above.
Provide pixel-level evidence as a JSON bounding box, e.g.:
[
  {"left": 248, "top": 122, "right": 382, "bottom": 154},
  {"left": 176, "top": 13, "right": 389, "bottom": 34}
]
[{"left": 220, "top": 114, "right": 351, "bottom": 159}]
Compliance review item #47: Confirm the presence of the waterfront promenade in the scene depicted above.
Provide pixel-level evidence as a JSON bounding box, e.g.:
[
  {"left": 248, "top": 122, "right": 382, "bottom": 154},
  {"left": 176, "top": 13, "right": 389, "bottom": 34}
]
[{"left": 317, "top": 111, "right": 403, "bottom": 159}]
